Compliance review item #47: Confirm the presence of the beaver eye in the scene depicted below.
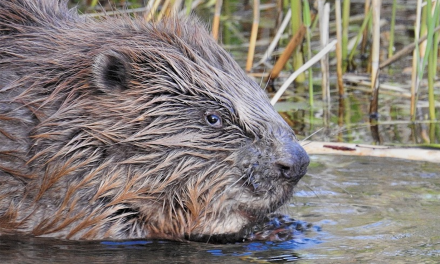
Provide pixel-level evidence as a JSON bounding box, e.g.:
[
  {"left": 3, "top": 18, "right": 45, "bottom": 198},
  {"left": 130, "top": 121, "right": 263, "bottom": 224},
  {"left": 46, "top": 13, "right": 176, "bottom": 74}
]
[{"left": 205, "top": 112, "right": 222, "bottom": 128}]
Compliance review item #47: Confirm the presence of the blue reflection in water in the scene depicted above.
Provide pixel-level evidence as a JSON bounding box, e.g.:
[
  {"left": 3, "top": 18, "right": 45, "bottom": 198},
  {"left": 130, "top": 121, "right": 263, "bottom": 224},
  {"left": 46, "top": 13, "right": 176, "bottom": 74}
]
[
  {"left": 206, "top": 220, "right": 323, "bottom": 257},
  {"left": 101, "top": 240, "right": 154, "bottom": 248},
  {"left": 99, "top": 218, "right": 323, "bottom": 260}
]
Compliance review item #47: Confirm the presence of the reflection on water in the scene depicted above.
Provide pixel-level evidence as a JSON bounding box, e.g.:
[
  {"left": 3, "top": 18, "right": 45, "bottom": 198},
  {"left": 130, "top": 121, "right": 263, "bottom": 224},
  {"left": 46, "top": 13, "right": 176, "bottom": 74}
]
[
  {"left": 1, "top": 155, "right": 439, "bottom": 263},
  {"left": 280, "top": 91, "right": 440, "bottom": 145}
]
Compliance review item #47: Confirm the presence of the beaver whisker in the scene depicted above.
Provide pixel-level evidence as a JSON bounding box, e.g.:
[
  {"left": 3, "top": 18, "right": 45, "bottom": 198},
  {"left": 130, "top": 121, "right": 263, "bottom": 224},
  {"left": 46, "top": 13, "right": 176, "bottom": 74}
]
[{"left": 300, "top": 127, "right": 324, "bottom": 144}]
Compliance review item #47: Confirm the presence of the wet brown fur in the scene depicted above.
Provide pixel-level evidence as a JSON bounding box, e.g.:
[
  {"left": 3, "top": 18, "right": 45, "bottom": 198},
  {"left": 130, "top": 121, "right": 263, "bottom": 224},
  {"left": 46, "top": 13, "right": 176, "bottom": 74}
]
[{"left": 0, "top": 0, "right": 309, "bottom": 241}]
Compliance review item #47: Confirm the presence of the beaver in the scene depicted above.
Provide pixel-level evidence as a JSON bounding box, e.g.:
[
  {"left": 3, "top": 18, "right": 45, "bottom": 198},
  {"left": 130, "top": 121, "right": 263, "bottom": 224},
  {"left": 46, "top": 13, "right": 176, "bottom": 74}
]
[{"left": 0, "top": 0, "right": 309, "bottom": 242}]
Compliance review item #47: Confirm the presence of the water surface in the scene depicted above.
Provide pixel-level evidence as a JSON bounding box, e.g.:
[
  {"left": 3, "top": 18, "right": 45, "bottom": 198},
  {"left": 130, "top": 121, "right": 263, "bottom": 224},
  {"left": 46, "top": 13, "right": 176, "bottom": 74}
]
[{"left": 2, "top": 155, "right": 439, "bottom": 263}]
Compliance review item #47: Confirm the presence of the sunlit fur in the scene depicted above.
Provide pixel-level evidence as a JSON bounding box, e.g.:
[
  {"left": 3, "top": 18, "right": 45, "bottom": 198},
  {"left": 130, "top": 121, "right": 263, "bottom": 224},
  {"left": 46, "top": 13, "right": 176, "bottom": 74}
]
[{"left": 0, "top": 0, "right": 309, "bottom": 240}]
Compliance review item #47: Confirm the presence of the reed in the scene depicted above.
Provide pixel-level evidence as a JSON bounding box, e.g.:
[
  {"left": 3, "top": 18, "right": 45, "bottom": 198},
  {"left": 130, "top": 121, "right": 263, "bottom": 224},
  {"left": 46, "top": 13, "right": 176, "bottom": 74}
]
[
  {"left": 268, "top": 25, "right": 306, "bottom": 80},
  {"left": 245, "top": 0, "right": 260, "bottom": 72},
  {"left": 185, "top": 0, "right": 193, "bottom": 15},
  {"left": 335, "top": 0, "right": 344, "bottom": 98},
  {"left": 156, "top": 0, "right": 170, "bottom": 20},
  {"left": 317, "top": 0, "right": 330, "bottom": 104},
  {"left": 290, "top": 0, "right": 305, "bottom": 82},
  {"left": 341, "top": 0, "right": 350, "bottom": 72},
  {"left": 211, "top": 0, "right": 223, "bottom": 41},
  {"left": 388, "top": 0, "right": 397, "bottom": 58},
  {"left": 89, "top": 0, "right": 99, "bottom": 7},
  {"left": 369, "top": 0, "right": 381, "bottom": 124},
  {"left": 257, "top": 9, "right": 291, "bottom": 67},
  {"left": 144, "top": 0, "right": 161, "bottom": 21},
  {"left": 303, "top": 0, "right": 314, "bottom": 106},
  {"left": 427, "top": 0, "right": 439, "bottom": 124},
  {"left": 348, "top": 9, "right": 371, "bottom": 64},
  {"left": 361, "top": 0, "right": 371, "bottom": 53},
  {"left": 413, "top": 0, "right": 439, "bottom": 128},
  {"left": 410, "top": 0, "right": 423, "bottom": 120},
  {"left": 222, "top": 0, "right": 231, "bottom": 45}
]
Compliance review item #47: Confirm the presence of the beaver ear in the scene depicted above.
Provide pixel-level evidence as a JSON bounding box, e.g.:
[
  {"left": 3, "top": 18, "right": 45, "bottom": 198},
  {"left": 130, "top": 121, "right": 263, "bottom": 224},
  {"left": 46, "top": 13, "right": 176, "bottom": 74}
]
[{"left": 93, "top": 50, "right": 131, "bottom": 93}]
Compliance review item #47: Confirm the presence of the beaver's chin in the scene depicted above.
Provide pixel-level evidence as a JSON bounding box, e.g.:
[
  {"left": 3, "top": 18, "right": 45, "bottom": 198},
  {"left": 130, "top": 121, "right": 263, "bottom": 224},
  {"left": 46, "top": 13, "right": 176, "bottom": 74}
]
[
  {"left": 186, "top": 186, "right": 295, "bottom": 243},
  {"left": 185, "top": 209, "right": 287, "bottom": 243}
]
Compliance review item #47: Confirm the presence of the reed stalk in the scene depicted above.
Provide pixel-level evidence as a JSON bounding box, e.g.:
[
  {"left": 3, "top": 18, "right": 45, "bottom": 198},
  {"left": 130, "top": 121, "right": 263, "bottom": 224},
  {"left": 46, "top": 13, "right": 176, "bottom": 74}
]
[
  {"left": 370, "top": 0, "right": 381, "bottom": 83},
  {"left": 317, "top": 0, "right": 330, "bottom": 104},
  {"left": 380, "top": 25, "right": 440, "bottom": 69},
  {"left": 335, "top": 0, "right": 344, "bottom": 98},
  {"left": 157, "top": 0, "right": 171, "bottom": 20},
  {"left": 211, "top": 0, "right": 223, "bottom": 41},
  {"left": 388, "top": 0, "right": 397, "bottom": 58},
  {"left": 144, "top": 0, "right": 162, "bottom": 21},
  {"left": 257, "top": 9, "right": 291, "bottom": 66},
  {"left": 410, "top": 0, "right": 423, "bottom": 120},
  {"left": 222, "top": 0, "right": 231, "bottom": 44},
  {"left": 185, "top": 0, "right": 193, "bottom": 15},
  {"left": 245, "top": 0, "right": 260, "bottom": 72},
  {"left": 171, "top": 0, "right": 184, "bottom": 16},
  {"left": 341, "top": 0, "right": 350, "bottom": 72},
  {"left": 290, "top": 0, "right": 305, "bottom": 82},
  {"left": 348, "top": 9, "right": 372, "bottom": 64},
  {"left": 303, "top": 0, "right": 314, "bottom": 106},
  {"left": 417, "top": 0, "right": 436, "bottom": 99},
  {"left": 268, "top": 25, "right": 306, "bottom": 80},
  {"left": 427, "top": 0, "right": 439, "bottom": 123},
  {"left": 369, "top": 0, "right": 381, "bottom": 120},
  {"left": 420, "top": 2, "right": 429, "bottom": 57},
  {"left": 271, "top": 40, "right": 337, "bottom": 105},
  {"left": 412, "top": 1, "right": 432, "bottom": 122},
  {"left": 361, "top": 0, "right": 371, "bottom": 53},
  {"left": 90, "top": 0, "right": 99, "bottom": 7}
]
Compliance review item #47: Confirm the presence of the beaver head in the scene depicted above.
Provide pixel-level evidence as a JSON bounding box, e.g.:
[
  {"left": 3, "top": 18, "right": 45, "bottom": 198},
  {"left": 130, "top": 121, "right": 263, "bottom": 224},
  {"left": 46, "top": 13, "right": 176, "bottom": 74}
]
[{"left": 0, "top": 0, "right": 309, "bottom": 241}]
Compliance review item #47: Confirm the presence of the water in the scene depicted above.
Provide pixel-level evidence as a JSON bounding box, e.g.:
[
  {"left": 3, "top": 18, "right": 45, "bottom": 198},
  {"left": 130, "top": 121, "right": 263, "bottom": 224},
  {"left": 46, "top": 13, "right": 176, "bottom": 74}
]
[
  {"left": 2, "top": 155, "right": 439, "bottom": 263},
  {"left": 294, "top": 155, "right": 440, "bottom": 263}
]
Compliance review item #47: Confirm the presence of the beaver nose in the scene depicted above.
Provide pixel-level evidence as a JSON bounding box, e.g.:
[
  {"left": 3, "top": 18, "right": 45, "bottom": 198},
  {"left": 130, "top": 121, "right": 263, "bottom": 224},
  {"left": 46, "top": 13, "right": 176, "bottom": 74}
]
[{"left": 276, "top": 142, "right": 309, "bottom": 180}]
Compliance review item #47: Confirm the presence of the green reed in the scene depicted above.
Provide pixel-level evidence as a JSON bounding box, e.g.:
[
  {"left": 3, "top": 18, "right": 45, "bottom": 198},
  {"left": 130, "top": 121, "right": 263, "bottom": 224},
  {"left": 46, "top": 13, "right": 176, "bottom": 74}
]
[
  {"left": 290, "top": 0, "right": 305, "bottom": 82},
  {"left": 348, "top": 9, "right": 371, "bottom": 69},
  {"left": 427, "top": 0, "right": 439, "bottom": 123},
  {"left": 303, "top": 0, "right": 313, "bottom": 106},
  {"left": 341, "top": 0, "right": 350, "bottom": 72},
  {"left": 185, "top": 0, "right": 193, "bottom": 15}
]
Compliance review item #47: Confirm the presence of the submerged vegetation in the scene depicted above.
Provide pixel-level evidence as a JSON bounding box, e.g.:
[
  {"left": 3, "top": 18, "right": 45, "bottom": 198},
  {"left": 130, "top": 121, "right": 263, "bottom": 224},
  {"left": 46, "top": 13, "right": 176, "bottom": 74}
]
[{"left": 69, "top": 0, "right": 439, "bottom": 148}]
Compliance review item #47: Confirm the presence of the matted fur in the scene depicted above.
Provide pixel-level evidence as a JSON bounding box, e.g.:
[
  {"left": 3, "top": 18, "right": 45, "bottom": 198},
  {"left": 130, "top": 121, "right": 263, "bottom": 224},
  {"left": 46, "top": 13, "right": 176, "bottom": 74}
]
[{"left": 0, "top": 0, "right": 309, "bottom": 241}]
